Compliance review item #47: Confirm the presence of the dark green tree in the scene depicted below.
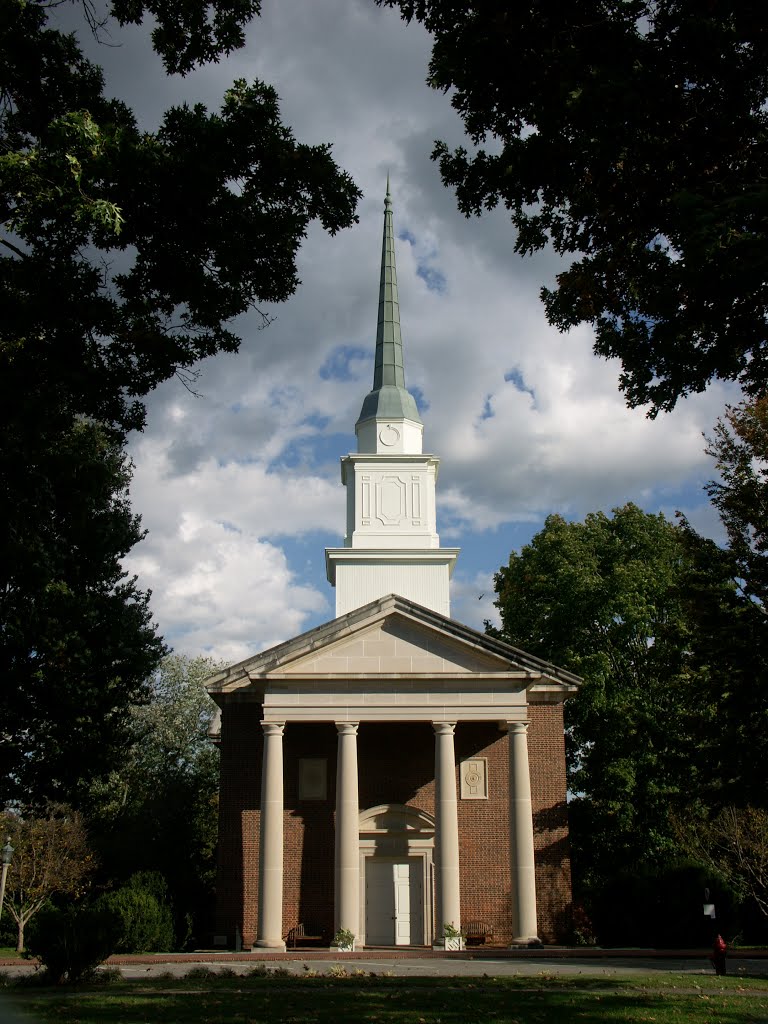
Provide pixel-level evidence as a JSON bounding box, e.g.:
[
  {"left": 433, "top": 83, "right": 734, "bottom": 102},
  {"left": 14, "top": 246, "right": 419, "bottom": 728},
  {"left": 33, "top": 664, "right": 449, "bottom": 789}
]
[
  {"left": 0, "top": 420, "right": 165, "bottom": 804},
  {"left": 1, "top": 1, "right": 360, "bottom": 804},
  {"left": 379, "top": 0, "right": 768, "bottom": 414},
  {"left": 674, "top": 397, "right": 768, "bottom": 806},
  {"left": 87, "top": 654, "right": 222, "bottom": 946},
  {"left": 2, "top": 0, "right": 360, "bottom": 437},
  {"left": 703, "top": 396, "right": 768, "bottom": 605},
  {"left": 490, "top": 504, "right": 709, "bottom": 886}
]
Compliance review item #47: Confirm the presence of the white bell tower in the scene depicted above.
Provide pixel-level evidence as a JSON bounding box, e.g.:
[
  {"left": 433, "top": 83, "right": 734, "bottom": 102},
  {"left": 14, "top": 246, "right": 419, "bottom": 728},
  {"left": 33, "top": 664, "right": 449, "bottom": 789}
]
[{"left": 325, "top": 181, "right": 459, "bottom": 617}]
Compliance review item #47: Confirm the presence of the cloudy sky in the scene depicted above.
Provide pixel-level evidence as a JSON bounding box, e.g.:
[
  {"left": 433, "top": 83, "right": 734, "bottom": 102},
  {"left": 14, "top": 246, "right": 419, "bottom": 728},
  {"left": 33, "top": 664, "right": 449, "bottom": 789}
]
[{"left": 72, "top": 0, "right": 733, "bottom": 663}]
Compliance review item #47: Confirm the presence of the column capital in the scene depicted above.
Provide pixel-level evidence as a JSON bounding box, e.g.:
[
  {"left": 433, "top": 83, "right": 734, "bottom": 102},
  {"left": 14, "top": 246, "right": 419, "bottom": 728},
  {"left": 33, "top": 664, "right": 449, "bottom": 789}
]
[
  {"left": 506, "top": 721, "right": 530, "bottom": 735},
  {"left": 335, "top": 721, "right": 359, "bottom": 735},
  {"left": 432, "top": 722, "right": 456, "bottom": 735},
  {"left": 261, "top": 722, "right": 285, "bottom": 737}
]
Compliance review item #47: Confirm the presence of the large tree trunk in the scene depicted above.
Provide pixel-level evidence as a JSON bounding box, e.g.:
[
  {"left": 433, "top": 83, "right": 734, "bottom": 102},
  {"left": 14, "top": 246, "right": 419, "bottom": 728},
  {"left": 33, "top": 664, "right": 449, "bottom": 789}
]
[{"left": 16, "top": 919, "right": 24, "bottom": 953}]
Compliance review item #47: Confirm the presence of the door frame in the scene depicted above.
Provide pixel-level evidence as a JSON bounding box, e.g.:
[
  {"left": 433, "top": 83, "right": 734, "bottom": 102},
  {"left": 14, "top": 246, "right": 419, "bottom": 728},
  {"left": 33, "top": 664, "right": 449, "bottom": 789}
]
[{"left": 358, "top": 803, "right": 435, "bottom": 947}]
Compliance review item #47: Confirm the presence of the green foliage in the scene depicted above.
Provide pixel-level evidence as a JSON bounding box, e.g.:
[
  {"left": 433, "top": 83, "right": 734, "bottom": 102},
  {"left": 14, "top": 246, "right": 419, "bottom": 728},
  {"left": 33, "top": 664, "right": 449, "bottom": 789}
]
[
  {"left": 0, "top": 805, "right": 95, "bottom": 953},
  {"left": 332, "top": 928, "right": 355, "bottom": 948},
  {"left": 0, "top": 420, "right": 165, "bottom": 805},
  {"left": 674, "top": 805, "right": 768, "bottom": 921},
  {"left": 380, "top": 0, "right": 768, "bottom": 414},
  {"left": 1, "top": 0, "right": 360, "bottom": 436},
  {"left": 25, "top": 902, "right": 120, "bottom": 984},
  {"left": 95, "top": 875, "right": 174, "bottom": 953},
  {"left": 491, "top": 504, "right": 706, "bottom": 883},
  {"left": 589, "top": 859, "right": 736, "bottom": 948},
  {"left": 0, "top": 0, "right": 360, "bottom": 808},
  {"left": 87, "top": 655, "right": 222, "bottom": 947},
  {"left": 704, "top": 397, "right": 768, "bottom": 606}
]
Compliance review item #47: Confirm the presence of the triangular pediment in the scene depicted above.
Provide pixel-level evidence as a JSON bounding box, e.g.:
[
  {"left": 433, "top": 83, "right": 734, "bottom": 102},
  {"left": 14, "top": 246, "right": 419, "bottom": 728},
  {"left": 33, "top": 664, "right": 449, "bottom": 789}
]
[
  {"left": 206, "top": 594, "right": 580, "bottom": 697},
  {"left": 277, "top": 614, "right": 506, "bottom": 677}
]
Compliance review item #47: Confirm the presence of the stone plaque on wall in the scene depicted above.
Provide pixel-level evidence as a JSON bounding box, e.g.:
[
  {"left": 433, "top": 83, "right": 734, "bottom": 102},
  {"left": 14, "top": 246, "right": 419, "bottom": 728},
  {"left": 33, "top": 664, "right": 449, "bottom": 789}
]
[
  {"left": 299, "top": 758, "right": 327, "bottom": 800},
  {"left": 460, "top": 758, "right": 488, "bottom": 800}
]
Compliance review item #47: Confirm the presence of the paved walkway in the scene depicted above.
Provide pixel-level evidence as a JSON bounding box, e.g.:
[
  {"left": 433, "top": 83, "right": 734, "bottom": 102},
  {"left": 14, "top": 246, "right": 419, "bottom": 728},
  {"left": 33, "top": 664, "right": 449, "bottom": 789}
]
[{"left": 1, "top": 947, "right": 766, "bottom": 980}]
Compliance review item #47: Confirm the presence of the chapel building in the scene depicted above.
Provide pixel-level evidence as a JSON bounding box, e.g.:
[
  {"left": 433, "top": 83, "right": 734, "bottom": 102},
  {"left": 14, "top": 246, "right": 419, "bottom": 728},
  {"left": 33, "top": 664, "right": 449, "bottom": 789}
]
[{"left": 206, "top": 184, "right": 580, "bottom": 950}]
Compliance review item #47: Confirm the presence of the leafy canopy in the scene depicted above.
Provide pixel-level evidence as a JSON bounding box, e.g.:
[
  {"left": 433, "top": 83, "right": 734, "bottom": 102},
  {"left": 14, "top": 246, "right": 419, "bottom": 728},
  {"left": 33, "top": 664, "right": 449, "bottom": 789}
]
[
  {"left": 0, "top": 421, "right": 165, "bottom": 805},
  {"left": 87, "top": 655, "right": 223, "bottom": 946},
  {"left": 0, "top": 0, "right": 360, "bottom": 806},
  {"left": 379, "top": 0, "right": 768, "bottom": 414},
  {"left": 1, "top": 0, "right": 361, "bottom": 435},
  {"left": 0, "top": 805, "right": 94, "bottom": 952},
  {"left": 490, "top": 504, "right": 709, "bottom": 879}
]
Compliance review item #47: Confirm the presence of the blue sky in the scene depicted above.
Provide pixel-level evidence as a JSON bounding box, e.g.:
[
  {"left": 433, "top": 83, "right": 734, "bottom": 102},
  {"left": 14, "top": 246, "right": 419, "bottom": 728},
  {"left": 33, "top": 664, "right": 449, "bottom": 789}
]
[{"left": 64, "top": 0, "right": 735, "bottom": 662}]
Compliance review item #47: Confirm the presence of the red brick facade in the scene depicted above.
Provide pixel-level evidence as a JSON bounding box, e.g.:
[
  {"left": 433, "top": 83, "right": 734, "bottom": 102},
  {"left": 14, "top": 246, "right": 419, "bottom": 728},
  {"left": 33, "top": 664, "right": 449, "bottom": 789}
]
[{"left": 215, "top": 704, "right": 572, "bottom": 947}]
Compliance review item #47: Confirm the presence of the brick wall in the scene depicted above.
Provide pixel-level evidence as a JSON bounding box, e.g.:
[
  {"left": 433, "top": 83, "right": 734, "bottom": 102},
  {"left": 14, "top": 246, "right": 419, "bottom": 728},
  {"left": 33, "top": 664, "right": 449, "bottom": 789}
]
[
  {"left": 215, "top": 707, "right": 573, "bottom": 947},
  {"left": 528, "top": 704, "right": 573, "bottom": 942}
]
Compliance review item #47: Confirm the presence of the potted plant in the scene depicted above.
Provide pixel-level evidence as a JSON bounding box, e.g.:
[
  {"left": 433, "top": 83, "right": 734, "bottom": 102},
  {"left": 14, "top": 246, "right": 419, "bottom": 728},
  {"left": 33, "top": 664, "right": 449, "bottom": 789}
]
[
  {"left": 443, "top": 922, "right": 465, "bottom": 951},
  {"left": 331, "top": 927, "right": 355, "bottom": 952}
]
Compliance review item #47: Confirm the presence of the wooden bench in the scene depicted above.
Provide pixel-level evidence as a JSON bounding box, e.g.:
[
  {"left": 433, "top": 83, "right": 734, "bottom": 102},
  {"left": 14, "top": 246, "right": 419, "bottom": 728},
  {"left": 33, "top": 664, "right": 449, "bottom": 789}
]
[
  {"left": 286, "top": 923, "right": 325, "bottom": 949},
  {"left": 464, "top": 921, "right": 494, "bottom": 946}
]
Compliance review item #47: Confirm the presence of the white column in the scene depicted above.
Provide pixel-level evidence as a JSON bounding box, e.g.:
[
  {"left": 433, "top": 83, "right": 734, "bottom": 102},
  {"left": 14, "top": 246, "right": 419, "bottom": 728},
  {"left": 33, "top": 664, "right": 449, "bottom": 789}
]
[
  {"left": 433, "top": 722, "right": 461, "bottom": 943},
  {"left": 334, "top": 722, "right": 360, "bottom": 940},
  {"left": 508, "top": 721, "right": 539, "bottom": 944},
  {"left": 256, "top": 722, "right": 286, "bottom": 950}
]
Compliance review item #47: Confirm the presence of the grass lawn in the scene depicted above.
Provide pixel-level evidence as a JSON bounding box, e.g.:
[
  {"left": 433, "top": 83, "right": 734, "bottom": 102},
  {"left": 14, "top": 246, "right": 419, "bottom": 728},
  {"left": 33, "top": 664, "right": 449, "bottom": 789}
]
[{"left": 3, "top": 971, "right": 768, "bottom": 1024}]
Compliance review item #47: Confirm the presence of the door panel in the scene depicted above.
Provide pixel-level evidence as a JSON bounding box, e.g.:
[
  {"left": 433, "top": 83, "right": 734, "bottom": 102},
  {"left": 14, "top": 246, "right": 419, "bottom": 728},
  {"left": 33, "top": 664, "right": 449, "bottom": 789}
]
[
  {"left": 365, "top": 860, "right": 394, "bottom": 945},
  {"left": 366, "top": 858, "right": 424, "bottom": 946},
  {"left": 394, "top": 863, "right": 411, "bottom": 945}
]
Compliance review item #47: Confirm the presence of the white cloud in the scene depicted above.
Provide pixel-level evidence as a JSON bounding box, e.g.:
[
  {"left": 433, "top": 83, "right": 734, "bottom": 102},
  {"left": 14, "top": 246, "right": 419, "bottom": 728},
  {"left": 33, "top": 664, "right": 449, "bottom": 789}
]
[{"left": 74, "top": 0, "right": 735, "bottom": 658}]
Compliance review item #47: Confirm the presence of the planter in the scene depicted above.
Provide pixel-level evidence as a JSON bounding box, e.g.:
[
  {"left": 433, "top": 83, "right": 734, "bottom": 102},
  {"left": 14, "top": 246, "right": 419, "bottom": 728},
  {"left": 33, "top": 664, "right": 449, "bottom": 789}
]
[
  {"left": 331, "top": 942, "right": 355, "bottom": 953},
  {"left": 444, "top": 936, "right": 465, "bottom": 951}
]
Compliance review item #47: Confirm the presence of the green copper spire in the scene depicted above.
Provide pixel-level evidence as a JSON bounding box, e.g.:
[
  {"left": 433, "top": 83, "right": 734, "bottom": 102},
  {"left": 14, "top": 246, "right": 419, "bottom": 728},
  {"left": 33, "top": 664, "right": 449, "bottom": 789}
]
[{"left": 357, "top": 180, "right": 422, "bottom": 425}]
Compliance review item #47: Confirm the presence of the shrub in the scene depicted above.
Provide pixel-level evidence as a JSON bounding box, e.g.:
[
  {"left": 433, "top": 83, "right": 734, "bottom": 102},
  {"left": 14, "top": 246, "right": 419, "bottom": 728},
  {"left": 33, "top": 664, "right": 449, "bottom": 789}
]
[
  {"left": 95, "top": 885, "right": 174, "bottom": 953},
  {"left": 26, "top": 903, "right": 120, "bottom": 984}
]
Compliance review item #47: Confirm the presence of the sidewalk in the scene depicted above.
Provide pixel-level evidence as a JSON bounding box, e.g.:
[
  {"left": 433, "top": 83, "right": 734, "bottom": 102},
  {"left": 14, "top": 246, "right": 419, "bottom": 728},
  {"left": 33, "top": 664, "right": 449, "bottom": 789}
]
[{"left": 1, "top": 946, "right": 767, "bottom": 979}]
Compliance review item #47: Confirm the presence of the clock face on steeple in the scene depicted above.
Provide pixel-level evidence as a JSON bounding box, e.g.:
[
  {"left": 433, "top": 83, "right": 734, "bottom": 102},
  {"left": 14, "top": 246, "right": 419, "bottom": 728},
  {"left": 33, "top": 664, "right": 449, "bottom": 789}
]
[{"left": 378, "top": 424, "right": 400, "bottom": 447}]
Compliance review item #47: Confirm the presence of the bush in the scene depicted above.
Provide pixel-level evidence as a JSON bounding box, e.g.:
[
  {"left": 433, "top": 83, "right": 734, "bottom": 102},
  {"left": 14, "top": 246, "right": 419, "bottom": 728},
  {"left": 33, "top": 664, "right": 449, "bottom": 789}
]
[
  {"left": 589, "top": 859, "right": 737, "bottom": 947},
  {"left": 26, "top": 903, "right": 120, "bottom": 984},
  {"left": 95, "top": 885, "right": 174, "bottom": 953}
]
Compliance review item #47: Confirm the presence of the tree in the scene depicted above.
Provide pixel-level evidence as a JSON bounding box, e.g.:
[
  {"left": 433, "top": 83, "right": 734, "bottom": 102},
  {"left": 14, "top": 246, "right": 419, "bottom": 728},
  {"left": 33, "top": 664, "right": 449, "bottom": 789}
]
[
  {"left": 672, "top": 395, "right": 768, "bottom": 806},
  {"left": 379, "top": 0, "right": 768, "bottom": 414},
  {"left": 674, "top": 805, "right": 768, "bottom": 921},
  {"left": 0, "top": 420, "right": 165, "bottom": 805},
  {"left": 87, "top": 654, "right": 222, "bottom": 945},
  {"left": 2, "top": 0, "right": 360, "bottom": 438},
  {"left": 0, "top": 805, "right": 94, "bottom": 952},
  {"left": 1, "top": 1, "right": 360, "bottom": 803},
  {"left": 489, "top": 504, "right": 709, "bottom": 885},
  {"left": 703, "top": 396, "right": 768, "bottom": 605}
]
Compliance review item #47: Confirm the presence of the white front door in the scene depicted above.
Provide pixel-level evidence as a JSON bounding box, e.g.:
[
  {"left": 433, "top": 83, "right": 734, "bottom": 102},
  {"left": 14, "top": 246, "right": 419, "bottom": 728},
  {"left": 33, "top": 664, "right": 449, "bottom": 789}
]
[
  {"left": 393, "top": 862, "right": 411, "bottom": 945},
  {"left": 365, "top": 858, "right": 424, "bottom": 946}
]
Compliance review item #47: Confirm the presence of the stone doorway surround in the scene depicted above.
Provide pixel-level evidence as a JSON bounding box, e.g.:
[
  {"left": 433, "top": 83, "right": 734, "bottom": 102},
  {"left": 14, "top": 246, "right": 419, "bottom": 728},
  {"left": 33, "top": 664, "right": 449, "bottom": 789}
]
[{"left": 359, "top": 804, "right": 434, "bottom": 947}]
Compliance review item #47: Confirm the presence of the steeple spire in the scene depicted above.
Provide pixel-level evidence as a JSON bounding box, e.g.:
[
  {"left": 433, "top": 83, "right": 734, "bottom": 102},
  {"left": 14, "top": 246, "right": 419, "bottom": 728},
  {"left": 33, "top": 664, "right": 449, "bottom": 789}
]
[
  {"left": 374, "top": 174, "right": 404, "bottom": 390},
  {"left": 356, "top": 181, "right": 422, "bottom": 444},
  {"left": 326, "top": 179, "right": 459, "bottom": 617}
]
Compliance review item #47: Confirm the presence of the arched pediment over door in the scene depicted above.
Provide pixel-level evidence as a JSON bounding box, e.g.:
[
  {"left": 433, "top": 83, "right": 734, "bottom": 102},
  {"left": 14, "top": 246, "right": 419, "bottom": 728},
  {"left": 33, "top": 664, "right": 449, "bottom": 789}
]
[{"left": 359, "top": 803, "right": 435, "bottom": 836}]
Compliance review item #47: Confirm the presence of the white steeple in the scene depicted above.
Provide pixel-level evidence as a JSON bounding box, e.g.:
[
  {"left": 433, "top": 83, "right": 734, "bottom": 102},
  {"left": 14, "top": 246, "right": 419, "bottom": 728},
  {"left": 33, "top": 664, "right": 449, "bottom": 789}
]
[{"left": 325, "top": 183, "right": 459, "bottom": 617}]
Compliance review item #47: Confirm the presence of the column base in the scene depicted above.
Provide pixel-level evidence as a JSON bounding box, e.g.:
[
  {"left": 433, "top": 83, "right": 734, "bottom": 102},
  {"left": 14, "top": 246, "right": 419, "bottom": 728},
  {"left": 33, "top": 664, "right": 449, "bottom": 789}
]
[
  {"left": 253, "top": 939, "right": 287, "bottom": 952},
  {"left": 509, "top": 936, "right": 542, "bottom": 947}
]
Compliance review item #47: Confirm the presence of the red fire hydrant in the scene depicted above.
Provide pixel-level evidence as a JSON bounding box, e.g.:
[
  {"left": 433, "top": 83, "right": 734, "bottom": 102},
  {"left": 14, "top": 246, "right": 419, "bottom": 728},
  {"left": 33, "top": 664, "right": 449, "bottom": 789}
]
[{"left": 712, "top": 933, "right": 727, "bottom": 976}]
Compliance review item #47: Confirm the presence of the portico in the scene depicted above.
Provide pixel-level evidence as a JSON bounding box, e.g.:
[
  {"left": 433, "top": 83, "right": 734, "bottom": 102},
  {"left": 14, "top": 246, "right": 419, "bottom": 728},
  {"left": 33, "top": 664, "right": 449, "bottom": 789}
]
[{"left": 207, "top": 594, "right": 578, "bottom": 948}]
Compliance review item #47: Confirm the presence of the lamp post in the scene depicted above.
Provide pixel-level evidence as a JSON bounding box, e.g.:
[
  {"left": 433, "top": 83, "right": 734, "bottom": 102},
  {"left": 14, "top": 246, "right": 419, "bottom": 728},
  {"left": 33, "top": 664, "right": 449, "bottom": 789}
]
[{"left": 0, "top": 837, "right": 13, "bottom": 921}]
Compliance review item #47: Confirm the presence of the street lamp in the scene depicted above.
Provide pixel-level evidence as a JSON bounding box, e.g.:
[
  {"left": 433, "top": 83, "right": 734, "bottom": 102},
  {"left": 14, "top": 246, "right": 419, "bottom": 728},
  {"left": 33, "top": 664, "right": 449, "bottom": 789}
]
[{"left": 0, "top": 837, "right": 13, "bottom": 921}]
